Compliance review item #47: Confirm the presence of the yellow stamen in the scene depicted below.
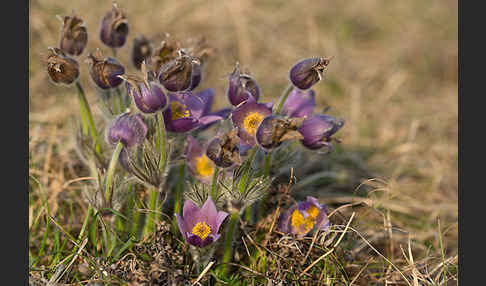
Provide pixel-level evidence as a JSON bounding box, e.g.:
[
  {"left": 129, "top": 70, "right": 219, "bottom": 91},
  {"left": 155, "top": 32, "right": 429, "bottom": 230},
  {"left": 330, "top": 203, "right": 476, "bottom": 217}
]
[
  {"left": 192, "top": 221, "right": 211, "bottom": 240},
  {"left": 195, "top": 155, "right": 215, "bottom": 177},
  {"left": 171, "top": 101, "right": 191, "bottom": 120},
  {"left": 243, "top": 112, "right": 264, "bottom": 135},
  {"left": 290, "top": 208, "right": 318, "bottom": 235}
]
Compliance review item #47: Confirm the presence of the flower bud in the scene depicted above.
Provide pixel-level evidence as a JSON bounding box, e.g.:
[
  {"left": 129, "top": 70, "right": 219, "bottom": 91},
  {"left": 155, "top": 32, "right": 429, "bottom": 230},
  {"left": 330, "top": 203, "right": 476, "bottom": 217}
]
[
  {"left": 131, "top": 35, "right": 153, "bottom": 70},
  {"left": 106, "top": 112, "right": 147, "bottom": 148},
  {"left": 289, "top": 57, "right": 332, "bottom": 90},
  {"left": 120, "top": 62, "right": 168, "bottom": 114},
  {"left": 87, "top": 49, "right": 125, "bottom": 89},
  {"left": 298, "top": 114, "right": 344, "bottom": 150},
  {"left": 189, "top": 60, "right": 202, "bottom": 90},
  {"left": 158, "top": 52, "right": 194, "bottom": 92},
  {"left": 206, "top": 129, "right": 241, "bottom": 168},
  {"left": 58, "top": 14, "right": 88, "bottom": 56},
  {"left": 255, "top": 115, "right": 304, "bottom": 150},
  {"left": 227, "top": 63, "right": 260, "bottom": 106},
  {"left": 46, "top": 47, "right": 80, "bottom": 85},
  {"left": 99, "top": 3, "right": 129, "bottom": 48}
]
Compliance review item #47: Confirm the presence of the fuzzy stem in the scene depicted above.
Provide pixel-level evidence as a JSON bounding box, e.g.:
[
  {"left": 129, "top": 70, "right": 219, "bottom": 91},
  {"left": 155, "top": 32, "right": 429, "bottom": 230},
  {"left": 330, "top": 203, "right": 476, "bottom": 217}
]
[
  {"left": 104, "top": 141, "right": 124, "bottom": 204},
  {"left": 275, "top": 83, "right": 294, "bottom": 115},
  {"left": 210, "top": 168, "right": 220, "bottom": 201},
  {"left": 75, "top": 81, "right": 102, "bottom": 156},
  {"left": 238, "top": 147, "right": 258, "bottom": 194},
  {"left": 222, "top": 212, "right": 239, "bottom": 274},
  {"left": 156, "top": 112, "right": 168, "bottom": 172},
  {"left": 172, "top": 163, "right": 186, "bottom": 232},
  {"left": 115, "top": 87, "right": 124, "bottom": 114},
  {"left": 143, "top": 188, "right": 158, "bottom": 237}
]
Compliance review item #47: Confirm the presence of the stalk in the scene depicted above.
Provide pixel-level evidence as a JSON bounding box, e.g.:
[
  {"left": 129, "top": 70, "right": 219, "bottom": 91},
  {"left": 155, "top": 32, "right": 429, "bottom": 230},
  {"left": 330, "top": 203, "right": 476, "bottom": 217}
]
[
  {"left": 156, "top": 112, "right": 168, "bottom": 172},
  {"left": 143, "top": 188, "right": 159, "bottom": 237},
  {"left": 104, "top": 141, "right": 124, "bottom": 204},
  {"left": 275, "top": 83, "right": 294, "bottom": 115},
  {"left": 75, "top": 81, "right": 102, "bottom": 156},
  {"left": 172, "top": 163, "right": 186, "bottom": 231},
  {"left": 221, "top": 212, "right": 239, "bottom": 274},
  {"left": 210, "top": 168, "right": 220, "bottom": 201}
]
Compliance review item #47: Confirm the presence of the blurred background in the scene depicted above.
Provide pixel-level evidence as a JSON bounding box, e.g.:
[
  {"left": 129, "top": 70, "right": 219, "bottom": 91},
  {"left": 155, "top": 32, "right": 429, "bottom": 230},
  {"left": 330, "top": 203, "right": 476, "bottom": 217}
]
[{"left": 29, "top": 0, "right": 457, "bottom": 258}]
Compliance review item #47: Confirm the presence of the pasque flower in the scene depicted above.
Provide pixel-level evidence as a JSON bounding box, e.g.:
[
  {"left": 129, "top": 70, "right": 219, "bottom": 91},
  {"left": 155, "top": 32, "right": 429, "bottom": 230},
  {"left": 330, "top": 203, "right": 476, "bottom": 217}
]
[
  {"left": 87, "top": 49, "right": 125, "bottom": 89},
  {"left": 255, "top": 115, "right": 304, "bottom": 150},
  {"left": 289, "top": 57, "right": 332, "bottom": 90},
  {"left": 279, "top": 88, "right": 316, "bottom": 118},
  {"left": 131, "top": 35, "right": 153, "bottom": 70},
  {"left": 120, "top": 62, "right": 168, "bottom": 114},
  {"left": 206, "top": 128, "right": 241, "bottom": 168},
  {"left": 99, "top": 3, "right": 129, "bottom": 48},
  {"left": 46, "top": 47, "right": 79, "bottom": 85},
  {"left": 163, "top": 89, "right": 223, "bottom": 133},
  {"left": 231, "top": 100, "right": 272, "bottom": 147},
  {"left": 298, "top": 114, "right": 344, "bottom": 151},
  {"left": 158, "top": 52, "right": 194, "bottom": 92},
  {"left": 176, "top": 198, "right": 228, "bottom": 248},
  {"left": 279, "top": 196, "right": 330, "bottom": 238},
  {"left": 106, "top": 112, "right": 148, "bottom": 148},
  {"left": 227, "top": 63, "right": 260, "bottom": 106},
  {"left": 58, "top": 14, "right": 88, "bottom": 56},
  {"left": 186, "top": 135, "right": 216, "bottom": 183}
]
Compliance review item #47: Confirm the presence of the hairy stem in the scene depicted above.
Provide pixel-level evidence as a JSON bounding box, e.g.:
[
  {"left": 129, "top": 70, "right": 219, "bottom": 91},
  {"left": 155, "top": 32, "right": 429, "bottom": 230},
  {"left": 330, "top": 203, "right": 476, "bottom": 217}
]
[
  {"left": 222, "top": 212, "right": 239, "bottom": 274},
  {"left": 172, "top": 163, "right": 186, "bottom": 232},
  {"left": 75, "top": 81, "right": 102, "bottom": 156},
  {"left": 104, "top": 141, "right": 124, "bottom": 204},
  {"left": 210, "top": 168, "right": 220, "bottom": 201},
  {"left": 275, "top": 83, "right": 294, "bottom": 115},
  {"left": 143, "top": 188, "right": 159, "bottom": 237}
]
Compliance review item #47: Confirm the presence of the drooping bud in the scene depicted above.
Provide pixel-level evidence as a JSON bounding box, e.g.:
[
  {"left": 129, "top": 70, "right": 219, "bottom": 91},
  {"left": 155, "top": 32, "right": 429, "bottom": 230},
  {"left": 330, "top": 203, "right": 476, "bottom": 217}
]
[
  {"left": 99, "top": 3, "right": 129, "bottom": 48},
  {"left": 131, "top": 35, "right": 153, "bottom": 70},
  {"left": 58, "top": 14, "right": 88, "bottom": 56},
  {"left": 227, "top": 63, "right": 260, "bottom": 106},
  {"left": 298, "top": 114, "right": 344, "bottom": 151},
  {"left": 46, "top": 47, "right": 80, "bottom": 85},
  {"left": 120, "top": 62, "right": 168, "bottom": 114},
  {"left": 158, "top": 52, "right": 194, "bottom": 92},
  {"left": 289, "top": 57, "right": 332, "bottom": 90},
  {"left": 106, "top": 112, "right": 147, "bottom": 148},
  {"left": 206, "top": 129, "right": 241, "bottom": 168},
  {"left": 255, "top": 115, "right": 304, "bottom": 150},
  {"left": 87, "top": 49, "right": 125, "bottom": 89}
]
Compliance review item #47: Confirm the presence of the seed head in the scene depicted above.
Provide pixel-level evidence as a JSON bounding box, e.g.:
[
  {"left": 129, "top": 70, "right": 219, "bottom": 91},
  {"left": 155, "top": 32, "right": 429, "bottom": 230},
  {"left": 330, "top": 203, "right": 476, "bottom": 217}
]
[
  {"left": 86, "top": 49, "right": 125, "bottom": 89},
  {"left": 58, "top": 13, "right": 88, "bottom": 56},
  {"left": 99, "top": 3, "right": 129, "bottom": 48},
  {"left": 46, "top": 47, "right": 80, "bottom": 86}
]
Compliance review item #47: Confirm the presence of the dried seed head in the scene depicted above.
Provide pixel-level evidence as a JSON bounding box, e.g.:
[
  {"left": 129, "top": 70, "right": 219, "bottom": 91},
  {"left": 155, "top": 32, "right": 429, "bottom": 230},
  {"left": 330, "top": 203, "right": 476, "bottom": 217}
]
[
  {"left": 46, "top": 47, "right": 80, "bottom": 85},
  {"left": 289, "top": 57, "right": 332, "bottom": 90},
  {"left": 99, "top": 3, "right": 129, "bottom": 48},
  {"left": 158, "top": 52, "right": 194, "bottom": 92},
  {"left": 206, "top": 129, "right": 241, "bottom": 168},
  {"left": 58, "top": 13, "right": 88, "bottom": 56},
  {"left": 148, "top": 36, "right": 181, "bottom": 75},
  {"left": 86, "top": 49, "right": 125, "bottom": 89},
  {"left": 131, "top": 35, "right": 153, "bottom": 70},
  {"left": 255, "top": 115, "right": 304, "bottom": 150}
]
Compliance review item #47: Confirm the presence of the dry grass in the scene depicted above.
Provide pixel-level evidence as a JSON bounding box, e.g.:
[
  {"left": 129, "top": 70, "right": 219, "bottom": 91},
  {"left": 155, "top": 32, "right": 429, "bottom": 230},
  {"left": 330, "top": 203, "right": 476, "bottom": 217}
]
[{"left": 29, "top": 0, "right": 457, "bottom": 284}]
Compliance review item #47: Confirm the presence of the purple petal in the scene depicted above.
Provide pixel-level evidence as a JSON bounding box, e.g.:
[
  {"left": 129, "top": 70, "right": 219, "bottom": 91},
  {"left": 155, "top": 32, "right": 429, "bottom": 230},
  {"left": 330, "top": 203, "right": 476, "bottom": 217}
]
[
  {"left": 175, "top": 214, "right": 188, "bottom": 238},
  {"left": 315, "top": 210, "right": 330, "bottom": 232},
  {"left": 281, "top": 88, "right": 315, "bottom": 118},
  {"left": 198, "top": 115, "right": 223, "bottom": 125},
  {"left": 213, "top": 211, "right": 229, "bottom": 234},
  {"left": 185, "top": 135, "right": 203, "bottom": 178},
  {"left": 182, "top": 200, "right": 200, "bottom": 230},
  {"left": 196, "top": 88, "right": 215, "bottom": 116},
  {"left": 231, "top": 101, "right": 272, "bottom": 146},
  {"left": 200, "top": 197, "right": 218, "bottom": 229},
  {"left": 184, "top": 93, "right": 205, "bottom": 119},
  {"left": 186, "top": 233, "right": 205, "bottom": 247},
  {"left": 164, "top": 110, "right": 199, "bottom": 133}
]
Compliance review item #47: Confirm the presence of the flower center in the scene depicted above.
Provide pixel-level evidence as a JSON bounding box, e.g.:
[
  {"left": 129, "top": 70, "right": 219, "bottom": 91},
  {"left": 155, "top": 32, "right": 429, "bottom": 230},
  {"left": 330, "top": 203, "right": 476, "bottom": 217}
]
[
  {"left": 191, "top": 221, "right": 211, "bottom": 240},
  {"left": 243, "top": 112, "right": 264, "bottom": 135},
  {"left": 196, "top": 155, "right": 215, "bottom": 177},
  {"left": 171, "top": 101, "right": 191, "bottom": 120},
  {"left": 290, "top": 207, "right": 319, "bottom": 235}
]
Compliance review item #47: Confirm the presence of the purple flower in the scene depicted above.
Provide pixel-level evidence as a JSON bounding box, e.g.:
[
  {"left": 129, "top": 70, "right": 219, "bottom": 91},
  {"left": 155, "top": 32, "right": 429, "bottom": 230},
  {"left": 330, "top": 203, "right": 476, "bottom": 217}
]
[
  {"left": 279, "top": 196, "right": 329, "bottom": 238},
  {"left": 298, "top": 114, "right": 344, "bottom": 150},
  {"left": 58, "top": 14, "right": 87, "bottom": 56},
  {"left": 46, "top": 47, "right": 79, "bottom": 86},
  {"left": 120, "top": 63, "right": 168, "bottom": 114},
  {"left": 99, "top": 3, "right": 129, "bottom": 48},
  {"left": 106, "top": 112, "right": 147, "bottom": 148},
  {"left": 255, "top": 115, "right": 304, "bottom": 150},
  {"left": 226, "top": 63, "right": 260, "bottom": 106},
  {"left": 163, "top": 89, "right": 223, "bottom": 133},
  {"left": 87, "top": 50, "right": 125, "bottom": 90},
  {"left": 186, "top": 135, "right": 216, "bottom": 183},
  {"left": 280, "top": 88, "right": 316, "bottom": 118},
  {"left": 176, "top": 198, "right": 228, "bottom": 248},
  {"left": 158, "top": 53, "right": 194, "bottom": 92},
  {"left": 289, "top": 57, "right": 332, "bottom": 90},
  {"left": 231, "top": 100, "right": 272, "bottom": 147}
]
